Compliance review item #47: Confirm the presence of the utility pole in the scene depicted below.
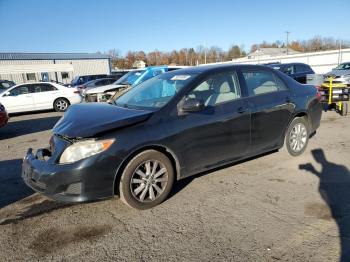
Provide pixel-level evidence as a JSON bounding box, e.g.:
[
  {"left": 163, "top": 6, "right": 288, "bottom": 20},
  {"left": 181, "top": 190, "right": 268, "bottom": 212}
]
[
  {"left": 285, "top": 31, "right": 290, "bottom": 55},
  {"left": 204, "top": 41, "right": 207, "bottom": 64},
  {"left": 338, "top": 40, "right": 342, "bottom": 65}
]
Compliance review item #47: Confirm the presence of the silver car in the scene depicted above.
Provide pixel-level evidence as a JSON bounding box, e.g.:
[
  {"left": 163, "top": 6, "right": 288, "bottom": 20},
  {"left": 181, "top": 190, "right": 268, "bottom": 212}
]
[{"left": 324, "top": 62, "right": 350, "bottom": 86}]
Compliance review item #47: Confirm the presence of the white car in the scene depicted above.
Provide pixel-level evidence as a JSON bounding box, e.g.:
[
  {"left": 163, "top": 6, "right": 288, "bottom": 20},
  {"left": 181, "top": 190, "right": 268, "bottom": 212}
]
[
  {"left": 0, "top": 82, "right": 82, "bottom": 114},
  {"left": 84, "top": 66, "right": 186, "bottom": 102}
]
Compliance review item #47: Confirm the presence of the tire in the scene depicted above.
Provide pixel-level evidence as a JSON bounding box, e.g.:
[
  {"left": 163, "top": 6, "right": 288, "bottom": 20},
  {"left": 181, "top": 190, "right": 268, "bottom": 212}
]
[
  {"left": 285, "top": 117, "right": 310, "bottom": 157},
  {"left": 340, "top": 102, "right": 348, "bottom": 116},
  {"left": 54, "top": 98, "right": 70, "bottom": 112},
  {"left": 119, "top": 150, "right": 174, "bottom": 209}
]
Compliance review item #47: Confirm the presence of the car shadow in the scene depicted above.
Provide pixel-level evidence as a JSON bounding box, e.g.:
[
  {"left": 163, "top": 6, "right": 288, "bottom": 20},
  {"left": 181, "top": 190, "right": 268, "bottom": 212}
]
[
  {"left": 299, "top": 149, "right": 350, "bottom": 262},
  {"left": 0, "top": 159, "right": 34, "bottom": 208},
  {"left": 0, "top": 199, "right": 74, "bottom": 226},
  {"left": 0, "top": 116, "right": 61, "bottom": 140}
]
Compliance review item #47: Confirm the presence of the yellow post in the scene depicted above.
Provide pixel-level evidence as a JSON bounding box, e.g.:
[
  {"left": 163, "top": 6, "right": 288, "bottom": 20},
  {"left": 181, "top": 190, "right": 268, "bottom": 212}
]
[{"left": 328, "top": 77, "right": 333, "bottom": 105}]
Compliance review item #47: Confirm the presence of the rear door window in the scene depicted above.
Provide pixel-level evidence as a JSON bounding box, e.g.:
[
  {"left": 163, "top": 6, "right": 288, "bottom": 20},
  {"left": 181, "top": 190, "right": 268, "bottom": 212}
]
[
  {"left": 32, "top": 84, "right": 57, "bottom": 92},
  {"left": 295, "top": 64, "right": 306, "bottom": 73},
  {"left": 242, "top": 69, "right": 287, "bottom": 96}
]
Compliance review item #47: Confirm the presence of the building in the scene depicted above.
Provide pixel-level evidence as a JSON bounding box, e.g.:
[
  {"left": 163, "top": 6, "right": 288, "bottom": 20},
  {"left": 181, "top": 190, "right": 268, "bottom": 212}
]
[
  {"left": 247, "top": 48, "right": 301, "bottom": 60},
  {"left": 0, "top": 53, "right": 111, "bottom": 85},
  {"left": 132, "top": 60, "right": 146, "bottom": 69}
]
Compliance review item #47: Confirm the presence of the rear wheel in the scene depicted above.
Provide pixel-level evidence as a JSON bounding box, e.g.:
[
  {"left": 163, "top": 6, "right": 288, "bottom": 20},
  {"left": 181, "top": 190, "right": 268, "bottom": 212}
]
[
  {"left": 285, "top": 117, "right": 309, "bottom": 156},
  {"left": 340, "top": 102, "right": 348, "bottom": 116},
  {"left": 119, "top": 150, "right": 174, "bottom": 209},
  {"left": 54, "top": 98, "right": 70, "bottom": 112}
]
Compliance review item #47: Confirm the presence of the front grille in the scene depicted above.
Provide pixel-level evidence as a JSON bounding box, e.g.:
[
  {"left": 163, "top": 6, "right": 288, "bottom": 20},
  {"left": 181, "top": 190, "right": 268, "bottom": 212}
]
[
  {"left": 325, "top": 75, "right": 341, "bottom": 79},
  {"left": 31, "top": 178, "right": 46, "bottom": 190},
  {"left": 324, "top": 80, "right": 343, "bottom": 84},
  {"left": 85, "top": 94, "right": 97, "bottom": 102}
]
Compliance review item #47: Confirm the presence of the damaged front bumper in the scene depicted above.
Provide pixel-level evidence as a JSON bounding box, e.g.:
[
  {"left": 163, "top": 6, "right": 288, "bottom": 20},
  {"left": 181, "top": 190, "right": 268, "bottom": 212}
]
[
  {"left": 85, "top": 92, "right": 116, "bottom": 103},
  {"left": 21, "top": 137, "right": 121, "bottom": 203}
]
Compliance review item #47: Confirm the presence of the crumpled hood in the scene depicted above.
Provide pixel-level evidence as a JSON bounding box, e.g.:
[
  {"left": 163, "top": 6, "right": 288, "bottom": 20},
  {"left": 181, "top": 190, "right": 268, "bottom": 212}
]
[
  {"left": 85, "top": 84, "right": 127, "bottom": 94},
  {"left": 53, "top": 103, "right": 152, "bottom": 138},
  {"left": 325, "top": 69, "right": 350, "bottom": 77}
]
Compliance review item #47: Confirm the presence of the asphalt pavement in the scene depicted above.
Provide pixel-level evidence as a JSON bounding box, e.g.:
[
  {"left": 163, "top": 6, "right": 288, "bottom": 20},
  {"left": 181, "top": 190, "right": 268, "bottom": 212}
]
[{"left": 0, "top": 110, "right": 349, "bottom": 261}]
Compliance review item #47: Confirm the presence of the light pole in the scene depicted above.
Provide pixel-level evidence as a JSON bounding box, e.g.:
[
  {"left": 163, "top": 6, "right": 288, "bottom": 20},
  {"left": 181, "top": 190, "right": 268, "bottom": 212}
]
[
  {"left": 204, "top": 41, "right": 207, "bottom": 64},
  {"left": 285, "top": 31, "right": 290, "bottom": 55}
]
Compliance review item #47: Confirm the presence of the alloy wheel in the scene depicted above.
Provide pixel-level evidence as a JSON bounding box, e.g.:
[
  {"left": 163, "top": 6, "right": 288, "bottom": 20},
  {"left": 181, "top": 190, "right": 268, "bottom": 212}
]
[
  {"left": 56, "top": 99, "right": 68, "bottom": 111},
  {"left": 289, "top": 123, "right": 307, "bottom": 153},
  {"left": 130, "top": 160, "right": 168, "bottom": 202}
]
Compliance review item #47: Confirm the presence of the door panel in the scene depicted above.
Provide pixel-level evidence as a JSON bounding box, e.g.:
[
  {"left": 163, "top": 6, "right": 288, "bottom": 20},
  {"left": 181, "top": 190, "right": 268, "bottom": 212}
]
[
  {"left": 248, "top": 90, "right": 294, "bottom": 152},
  {"left": 175, "top": 100, "right": 251, "bottom": 175},
  {"left": 32, "top": 84, "right": 59, "bottom": 110},
  {"left": 0, "top": 85, "right": 35, "bottom": 113},
  {"left": 241, "top": 68, "right": 294, "bottom": 154},
  {"left": 170, "top": 71, "right": 251, "bottom": 176}
]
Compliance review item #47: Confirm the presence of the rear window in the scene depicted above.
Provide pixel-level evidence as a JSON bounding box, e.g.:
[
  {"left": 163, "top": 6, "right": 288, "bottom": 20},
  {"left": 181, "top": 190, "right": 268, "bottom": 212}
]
[
  {"left": 242, "top": 69, "right": 288, "bottom": 96},
  {"left": 0, "top": 82, "right": 14, "bottom": 89}
]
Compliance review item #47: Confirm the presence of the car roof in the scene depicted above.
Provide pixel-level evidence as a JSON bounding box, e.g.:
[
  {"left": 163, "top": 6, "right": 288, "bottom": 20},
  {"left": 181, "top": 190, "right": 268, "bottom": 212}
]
[
  {"left": 168, "top": 64, "right": 272, "bottom": 75},
  {"left": 10, "top": 82, "right": 64, "bottom": 88},
  {"left": 85, "top": 78, "right": 115, "bottom": 83},
  {"left": 275, "top": 62, "right": 308, "bottom": 66}
]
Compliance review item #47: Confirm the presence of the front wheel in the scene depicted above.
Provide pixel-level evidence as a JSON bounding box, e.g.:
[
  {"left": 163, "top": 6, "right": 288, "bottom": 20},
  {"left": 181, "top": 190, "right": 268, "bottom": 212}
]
[
  {"left": 54, "top": 98, "right": 70, "bottom": 112},
  {"left": 119, "top": 150, "right": 174, "bottom": 209},
  {"left": 285, "top": 117, "right": 310, "bottom": 157}
]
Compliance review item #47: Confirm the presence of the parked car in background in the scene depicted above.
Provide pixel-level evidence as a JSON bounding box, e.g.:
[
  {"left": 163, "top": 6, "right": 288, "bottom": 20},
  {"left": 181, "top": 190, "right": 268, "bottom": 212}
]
[
  {"left": 0, "top": 82, "right": 82, "bottom": 114},
  {"left": 85, "top": 66, "right": 184, "bottom": 102},
  {"left": 77, "top": 78, "right": 117, "bottom": 94},
  {"left": 323, "top": 61, "right": 350, "bottom": 86},
  {"left": 22, "top": 64, "right": 322, "bottom": 209},
  {"left": 70, "top": 74, "right": 108, "bottom": 87},
  {"left": 110, "top": 71, "right": 129, "bottom": 79},
  {"left": 0, "top": 102, "right": 9, "bottom": 128},
  {"left": 0, "top": 80, "right": 16, "bottom": 92},
  {"left": 268, "top": 63, "right": 314, "bottom": 84}
]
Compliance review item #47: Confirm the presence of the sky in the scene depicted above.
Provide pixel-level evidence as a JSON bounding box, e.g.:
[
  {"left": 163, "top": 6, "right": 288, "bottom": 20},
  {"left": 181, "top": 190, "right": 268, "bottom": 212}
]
[{"left": 0, "top": 0, "right": 349, "bottom": 55}]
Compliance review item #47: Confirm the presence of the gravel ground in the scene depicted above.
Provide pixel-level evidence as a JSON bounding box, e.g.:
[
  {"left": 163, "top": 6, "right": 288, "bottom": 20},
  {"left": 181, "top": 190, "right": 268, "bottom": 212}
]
[{"left": 0, "top": 110, "right": 349, "bottom": 261}]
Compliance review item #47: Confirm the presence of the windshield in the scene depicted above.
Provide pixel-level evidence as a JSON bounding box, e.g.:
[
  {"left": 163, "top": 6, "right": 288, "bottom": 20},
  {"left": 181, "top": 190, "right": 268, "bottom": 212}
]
[
  {"left": 114, "top": 70, "right": 145, "bottom": 85},
  {"left": 114, "top": 72, "right": 196, "bottom": 110},
  {"left": 334, "top": 63, "right": 350, "bottom": 70}
]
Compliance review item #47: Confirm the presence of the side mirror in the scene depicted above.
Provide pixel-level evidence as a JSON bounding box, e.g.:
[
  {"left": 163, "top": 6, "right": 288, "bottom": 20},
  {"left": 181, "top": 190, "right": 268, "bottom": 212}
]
[
  {"left": 4, "top": 91, "right": 10, "bottom": 97},
  {"left": 182, "top": 98, "right": 204, "bottom": 112}
]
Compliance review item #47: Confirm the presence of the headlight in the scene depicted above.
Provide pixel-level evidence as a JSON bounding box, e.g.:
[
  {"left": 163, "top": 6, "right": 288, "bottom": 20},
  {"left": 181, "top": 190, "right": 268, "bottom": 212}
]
[{"left": 59, "top": 139, "right": 115, "bottom": 164}]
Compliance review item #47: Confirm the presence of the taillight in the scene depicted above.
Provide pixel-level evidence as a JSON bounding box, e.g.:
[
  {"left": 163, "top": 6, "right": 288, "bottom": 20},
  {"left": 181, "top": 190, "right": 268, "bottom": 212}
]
[{"left": 315, "top": 86, "right": 322, "bottom": 101}]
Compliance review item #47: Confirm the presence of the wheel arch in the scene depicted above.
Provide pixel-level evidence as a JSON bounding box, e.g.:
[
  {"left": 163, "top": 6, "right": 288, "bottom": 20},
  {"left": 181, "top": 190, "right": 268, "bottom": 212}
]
[
  {"left": 278, "top": 110, "right": 309, "bottom": 148},
  {"left": 291, "top": 110, "right": 309, "bottom": 127},
  {"left": 113, "top": 144, "right": 181, "bottom": 195}
]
